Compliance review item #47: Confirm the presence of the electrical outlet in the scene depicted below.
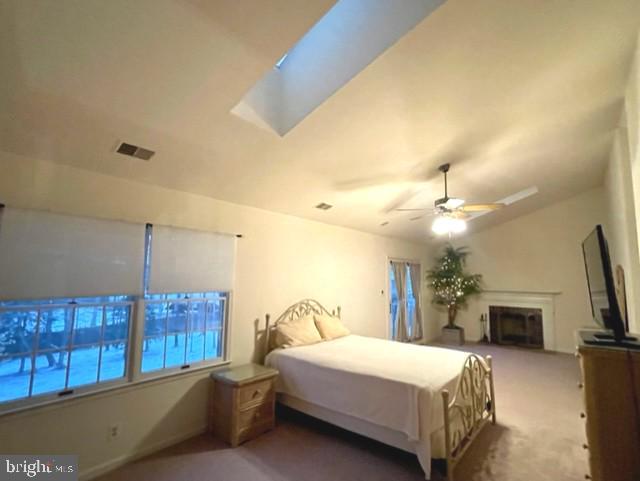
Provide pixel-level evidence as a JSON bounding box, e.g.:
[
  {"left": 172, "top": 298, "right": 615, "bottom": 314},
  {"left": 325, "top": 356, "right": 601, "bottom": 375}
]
[{"left": 108, "top": 422, "right": 122, "bottom": 441}]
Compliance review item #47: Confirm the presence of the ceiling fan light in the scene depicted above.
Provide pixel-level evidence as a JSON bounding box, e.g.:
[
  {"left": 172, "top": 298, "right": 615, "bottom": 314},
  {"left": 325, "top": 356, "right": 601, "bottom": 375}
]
[{"left": 431, "top": 216, "right": 467, "bottom": 235}]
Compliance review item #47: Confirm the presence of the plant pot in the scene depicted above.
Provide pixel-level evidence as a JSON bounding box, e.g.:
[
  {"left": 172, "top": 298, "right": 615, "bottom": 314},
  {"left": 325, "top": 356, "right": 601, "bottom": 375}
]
[{"left": 441, "top": 326, "right": 465, "bottom": 345}]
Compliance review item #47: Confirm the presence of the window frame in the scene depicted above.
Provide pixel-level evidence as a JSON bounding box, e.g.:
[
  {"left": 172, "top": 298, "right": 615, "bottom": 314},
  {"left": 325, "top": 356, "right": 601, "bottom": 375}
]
[
  {"left": 135, "top": 291, "right": 231, "bottom": 381},
  {"left": 0, "top": 291, "right": 232, "bottom": 415},
  {"left": 0, "top": 296, "right": 135, "bottom": 413}
]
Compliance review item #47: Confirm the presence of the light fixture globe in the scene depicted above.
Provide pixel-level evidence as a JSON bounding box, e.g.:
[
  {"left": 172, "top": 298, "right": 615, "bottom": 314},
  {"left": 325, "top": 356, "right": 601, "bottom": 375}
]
[{"left": 431, "top": 216, "right": 467, "bottom": 235}]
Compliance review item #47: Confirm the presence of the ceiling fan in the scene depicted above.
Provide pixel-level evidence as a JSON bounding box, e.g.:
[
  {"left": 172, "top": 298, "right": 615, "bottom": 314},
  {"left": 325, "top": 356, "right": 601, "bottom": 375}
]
[
  {"left": 394, "top": 163, "right": 537, "bottom": 235},
  {"left": 397, "top": 163, "right": 503, "bottom": 214}
]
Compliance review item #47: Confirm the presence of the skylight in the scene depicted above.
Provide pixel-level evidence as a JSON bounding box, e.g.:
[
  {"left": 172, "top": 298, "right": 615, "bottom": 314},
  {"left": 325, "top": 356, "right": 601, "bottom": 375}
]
[{"left": 231, "top": 0, "right": 446, "bottom": 136}]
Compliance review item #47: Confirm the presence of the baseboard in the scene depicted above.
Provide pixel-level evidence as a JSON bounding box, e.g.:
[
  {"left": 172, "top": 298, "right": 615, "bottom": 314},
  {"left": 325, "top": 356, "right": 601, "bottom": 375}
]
[
  {"left": 432, "top": 338, "right": 575, "bottom": 355},
  {"left": 80, "top": 424, "right": 208, "bottom": 480}
]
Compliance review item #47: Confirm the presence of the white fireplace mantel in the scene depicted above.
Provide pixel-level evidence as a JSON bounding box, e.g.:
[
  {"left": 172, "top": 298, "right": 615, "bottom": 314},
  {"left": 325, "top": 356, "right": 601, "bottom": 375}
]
[{"left": 479, "top": 290, "right": 559, "bottom": 351}]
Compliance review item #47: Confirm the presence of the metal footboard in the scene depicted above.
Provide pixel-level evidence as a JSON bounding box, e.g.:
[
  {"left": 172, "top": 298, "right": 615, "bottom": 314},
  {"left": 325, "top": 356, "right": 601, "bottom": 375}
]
[{"left": 441, "top": 354, "right": 496, "bottom": 481}]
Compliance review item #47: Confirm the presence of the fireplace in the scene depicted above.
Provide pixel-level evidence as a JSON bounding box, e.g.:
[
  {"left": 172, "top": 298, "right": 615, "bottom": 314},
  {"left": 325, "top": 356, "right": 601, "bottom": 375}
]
[
  {"left": 479, "top": 291, "right": 556, "bottom": 351},
  {"left": 489, "top": 305, "right": 544, "bottom": 349}
]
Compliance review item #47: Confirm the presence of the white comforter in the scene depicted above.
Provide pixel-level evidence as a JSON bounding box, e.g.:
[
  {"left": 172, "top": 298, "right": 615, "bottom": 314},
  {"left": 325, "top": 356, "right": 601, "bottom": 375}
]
[{"left": 265, "top": 335, "right": 471, "bottom": 478}]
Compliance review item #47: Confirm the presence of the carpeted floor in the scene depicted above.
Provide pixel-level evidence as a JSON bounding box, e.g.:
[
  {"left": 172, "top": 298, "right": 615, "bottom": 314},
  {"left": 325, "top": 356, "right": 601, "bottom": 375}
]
[{"left": 96, "top": 344, "right": 588, "bottom": 481}]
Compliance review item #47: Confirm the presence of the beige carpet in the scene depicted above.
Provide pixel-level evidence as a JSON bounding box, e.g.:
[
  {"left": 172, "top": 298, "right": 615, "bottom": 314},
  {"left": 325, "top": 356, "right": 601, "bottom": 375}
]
[{"left": 96, "top": 344, "right": 588, "bottom": 481}]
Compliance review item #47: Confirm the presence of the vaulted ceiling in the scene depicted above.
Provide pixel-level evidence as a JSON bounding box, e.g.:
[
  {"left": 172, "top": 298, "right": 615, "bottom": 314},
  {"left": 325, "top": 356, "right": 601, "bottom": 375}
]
[{"left": 1, "top": 0, "right": 639, "bottom": 241}]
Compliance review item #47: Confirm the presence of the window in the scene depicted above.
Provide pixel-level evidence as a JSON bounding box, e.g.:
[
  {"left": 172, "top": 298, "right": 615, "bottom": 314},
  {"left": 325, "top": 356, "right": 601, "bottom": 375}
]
[
  {"left": 0, "top": 206, "right": 236, "bottom": 411},
  {"left": 140, "top": 224, "right": 235, "bottom": 377},
  {"left": 141, "top": 292, "right": 227, "bottom": 373},
  {"left": 389, "top": 260, "right": 422, "bottom": 342},
  {"left": 0, "top": 296, "right": 132, "bottom": 405},
  {"left": 231, "top": 0, "right": 443, "bottom": 136}
]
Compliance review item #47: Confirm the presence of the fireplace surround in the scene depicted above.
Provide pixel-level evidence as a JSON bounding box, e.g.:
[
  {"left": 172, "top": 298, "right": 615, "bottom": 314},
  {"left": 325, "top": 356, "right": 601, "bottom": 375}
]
[{"left": 478, "top": 290, "right": 558, "bottom": 351}]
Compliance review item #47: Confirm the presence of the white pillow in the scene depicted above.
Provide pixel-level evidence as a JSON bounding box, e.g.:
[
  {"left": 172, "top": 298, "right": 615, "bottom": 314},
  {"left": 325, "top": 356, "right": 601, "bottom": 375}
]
[
  {"left": 275, "top": 314, "right": 323, "bottom": 348},
  {"left": 314, "top": 314, "right": 350, "bottom": 340}
]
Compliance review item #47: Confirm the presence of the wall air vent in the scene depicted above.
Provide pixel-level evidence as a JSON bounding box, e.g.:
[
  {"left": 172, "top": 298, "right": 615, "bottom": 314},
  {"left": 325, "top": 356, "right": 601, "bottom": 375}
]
[
  {"left": 315, "top": 203, "right": 333, "bottom": 210},
  {"left": 116, "top": 142, "right": 155, "bottom": 161}
]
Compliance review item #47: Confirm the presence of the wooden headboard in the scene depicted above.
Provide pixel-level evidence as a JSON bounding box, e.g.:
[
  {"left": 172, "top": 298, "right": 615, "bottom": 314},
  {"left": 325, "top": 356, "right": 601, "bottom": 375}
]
[{"left": 262, "top": 299, "right": 341, "bottom": 362}]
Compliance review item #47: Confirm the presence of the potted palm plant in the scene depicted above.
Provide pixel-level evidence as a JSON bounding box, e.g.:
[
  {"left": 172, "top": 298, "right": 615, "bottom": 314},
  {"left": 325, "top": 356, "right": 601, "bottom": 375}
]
[{"left": 426, "top": 244, "right": 482, "bottom": 345}]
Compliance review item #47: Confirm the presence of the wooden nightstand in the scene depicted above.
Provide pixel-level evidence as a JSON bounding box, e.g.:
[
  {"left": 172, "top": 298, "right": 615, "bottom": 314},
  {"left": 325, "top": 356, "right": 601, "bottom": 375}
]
[{"left": 209, "top": 363, "right": 278, "bottom": 447}]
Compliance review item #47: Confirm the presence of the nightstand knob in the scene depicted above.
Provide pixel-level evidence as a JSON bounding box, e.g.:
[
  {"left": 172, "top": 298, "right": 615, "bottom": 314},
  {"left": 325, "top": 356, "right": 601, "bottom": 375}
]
[
  {"left": 580, "top": 412, "right": 586, "bottom": 419},
  {"left": 583, "top": 443, "right": 588, "bottom": 450},
  {"left": 577, "top": 381, "right": 583, "bottom": 389},
  {"left": 585, "top": 475, "right": 591, "bottom": 480},
  {"left": 253, "top": 389, "right": 263, "bottom": 398}
]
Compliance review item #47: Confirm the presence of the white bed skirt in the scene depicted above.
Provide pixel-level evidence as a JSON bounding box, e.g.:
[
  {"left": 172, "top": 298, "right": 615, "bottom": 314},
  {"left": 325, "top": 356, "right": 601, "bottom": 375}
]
[{"left": 278, "top": 393, "right": 448, "bottom": 477}]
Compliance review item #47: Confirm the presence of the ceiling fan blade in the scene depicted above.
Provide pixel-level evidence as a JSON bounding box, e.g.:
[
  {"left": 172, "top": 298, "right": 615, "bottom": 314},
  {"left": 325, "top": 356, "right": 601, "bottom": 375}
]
[
  {"left": 384, "top": 163, "right": 454, "bottom": 214},
  {"left": 467, "top": 186, "right": 539, "bottom": 221},
  {"left": 395, "top": 208, "right": 430, "bottom": 211},
  {"left": 383, "top": 187, "right": 424, "bottom": 214},
  {"left": 460, "top": 203, "right": 505, "bottom": 212},
  {"left": 499, "top": 186, "right": 539, "bottom": 205},
  {"left": 450, "top": 210, "right": 470, "bottom": 219},
  {"left": 408, "top": 210, "right": 438, "bottom": 221}
]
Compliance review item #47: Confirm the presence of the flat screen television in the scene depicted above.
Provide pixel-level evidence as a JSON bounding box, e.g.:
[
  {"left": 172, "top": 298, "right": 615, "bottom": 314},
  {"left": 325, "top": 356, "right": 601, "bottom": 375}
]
[{"left": 582, "top": 225, "right": 637, "bottom": 346}]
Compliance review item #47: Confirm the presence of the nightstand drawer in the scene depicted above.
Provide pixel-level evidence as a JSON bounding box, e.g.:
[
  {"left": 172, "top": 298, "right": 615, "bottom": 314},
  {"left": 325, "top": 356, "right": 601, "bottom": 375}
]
[
  {"left": 238, "top": 401, "right": 273, "bottom": 430},
  {"left": 210, "top": 363, "right": 278, "bottom": 447},
  {"left": 238, "top": 379, "right": 273, "bottom": 408},
  {"left": 237, "top": 419, "right": 274, "bottom": 445}
]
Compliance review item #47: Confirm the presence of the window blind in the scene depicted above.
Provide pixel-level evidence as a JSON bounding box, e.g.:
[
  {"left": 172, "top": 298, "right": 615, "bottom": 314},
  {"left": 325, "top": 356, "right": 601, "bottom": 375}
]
[
  {"left": 0, "top": 207, "right": 145, "bottom": 300},
  {"left": 147, "top": 225, "right": 236, "bottom": 294}
]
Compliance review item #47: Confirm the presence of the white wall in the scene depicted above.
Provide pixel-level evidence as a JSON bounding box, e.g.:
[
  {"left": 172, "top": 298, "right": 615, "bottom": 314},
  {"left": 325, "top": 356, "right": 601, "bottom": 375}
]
[
  {"left": 603, "top": 29, "right": 640, "bottom": 335},
  {"left": 604, "top": 128, "right": 640, "bottom": 333},
  {"left": 625, "top": 31, "right": 640, "bottom": 252},
  {"left": 0, "top": 151, "right": 434, "bottom": 478},
  {"left": 433, "top": 188, "right": 606, "bottom": 353}
]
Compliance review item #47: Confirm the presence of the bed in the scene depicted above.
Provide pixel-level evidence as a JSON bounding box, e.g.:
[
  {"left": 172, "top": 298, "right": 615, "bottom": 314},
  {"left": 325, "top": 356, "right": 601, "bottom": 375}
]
[{"left": 261, "top": 299, "right": 496, "bottom": 481}]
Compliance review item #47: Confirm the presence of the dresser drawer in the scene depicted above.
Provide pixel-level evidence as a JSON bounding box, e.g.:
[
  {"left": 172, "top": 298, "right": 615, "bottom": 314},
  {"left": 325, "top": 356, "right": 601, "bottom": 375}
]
[
  {"left": 237, "top": 379, "right": 274, "bottom": 408},
  {"left": 238, "top": 401, "right": 274, "bottom": 430}
]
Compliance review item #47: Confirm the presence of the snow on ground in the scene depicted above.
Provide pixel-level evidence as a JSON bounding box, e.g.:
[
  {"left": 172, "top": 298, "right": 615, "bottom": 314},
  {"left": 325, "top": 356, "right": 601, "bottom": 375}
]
[{"left": 0, "top": 330, "right": 222, "bottom": 403}]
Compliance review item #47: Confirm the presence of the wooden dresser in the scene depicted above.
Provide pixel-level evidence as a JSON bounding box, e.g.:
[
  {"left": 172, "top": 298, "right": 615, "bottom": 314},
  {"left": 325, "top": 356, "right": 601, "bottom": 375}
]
[
  {"left": 576, "top": 331, "right": 640, "bottom": 481},
  {"left": 210, "top": 363, "right": 278, "bottom": 447}
]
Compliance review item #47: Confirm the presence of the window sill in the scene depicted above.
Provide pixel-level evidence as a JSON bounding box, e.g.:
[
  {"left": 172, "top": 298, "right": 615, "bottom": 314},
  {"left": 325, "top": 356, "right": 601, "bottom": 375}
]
[{"left": 0, "top": 359, "right": 230, "bottom": 420}]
